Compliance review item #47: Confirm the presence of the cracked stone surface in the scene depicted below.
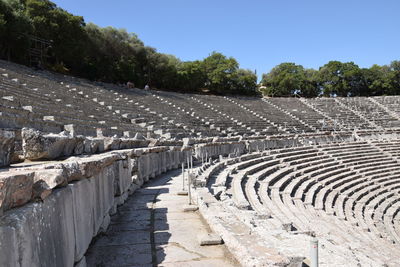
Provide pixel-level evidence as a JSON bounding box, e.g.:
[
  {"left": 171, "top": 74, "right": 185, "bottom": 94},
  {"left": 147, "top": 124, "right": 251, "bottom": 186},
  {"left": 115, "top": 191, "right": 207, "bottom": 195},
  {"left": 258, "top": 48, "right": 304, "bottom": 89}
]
[{"left": 85, "top": 169, "right": 238, "bottom": 267}]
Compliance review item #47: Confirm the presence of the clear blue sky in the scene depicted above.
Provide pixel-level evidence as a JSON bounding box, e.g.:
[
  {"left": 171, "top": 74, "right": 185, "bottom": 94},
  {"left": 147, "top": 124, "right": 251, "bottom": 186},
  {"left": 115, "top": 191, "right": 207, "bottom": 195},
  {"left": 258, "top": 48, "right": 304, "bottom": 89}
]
[{"left": 52, "top": 0, "right": 399, "bottom": 80}]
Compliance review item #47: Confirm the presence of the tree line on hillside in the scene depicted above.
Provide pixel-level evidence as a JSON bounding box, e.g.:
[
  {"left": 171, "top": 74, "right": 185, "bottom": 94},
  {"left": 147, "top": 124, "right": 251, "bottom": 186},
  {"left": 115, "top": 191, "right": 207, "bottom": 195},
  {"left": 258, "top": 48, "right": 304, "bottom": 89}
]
[
  {"left": 261, "top": 61, "right": 400, "bottom": 97},
  {"left": 0, "top": 0, "right": 257, "bottom": 95}
]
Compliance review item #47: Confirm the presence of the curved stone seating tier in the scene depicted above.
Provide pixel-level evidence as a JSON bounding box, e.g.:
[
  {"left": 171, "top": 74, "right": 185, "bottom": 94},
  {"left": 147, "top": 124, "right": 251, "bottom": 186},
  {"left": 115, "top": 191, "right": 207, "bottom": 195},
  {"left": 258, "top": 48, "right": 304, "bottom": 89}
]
[
  {"left": 339, "top": 97, "right": 400, "bottom": 129},
  {"left": 191, "top": 96, "right": 261, "bottom": 136},
  {"left": 152, "top": 91, "right": 233, "bottom": 137},
  {"left": 223, "top": 96, "right": 284, "bottom": 134},
  {"left": 147, "top": 93, "right": 223, "bottom": 137},
  {"left": 0, "top": 72, "right": 148, "bottom": 137},
  {"left": 245, "top": 97, "right": 311, "bottom": 133},
  {"left": 306, "top": 98, "right": 374, "bottom": 130},
  {"left": 65, "top": 87, "right": 191, "bottom": 139},
  {"left": 267, "top": 97, "right": 329, "bottom": 131},
  {"left": 4, "top": 59, "right": 400, "bottom": 265},
  {"left": 3, "top": 60, "right": 400, "bottom": 141},
  {"left": 197, "top": 140, "right": 400, "bottom": 265},
  {"left": 374, "top": 96, "right": 400, "bottom": 118}
]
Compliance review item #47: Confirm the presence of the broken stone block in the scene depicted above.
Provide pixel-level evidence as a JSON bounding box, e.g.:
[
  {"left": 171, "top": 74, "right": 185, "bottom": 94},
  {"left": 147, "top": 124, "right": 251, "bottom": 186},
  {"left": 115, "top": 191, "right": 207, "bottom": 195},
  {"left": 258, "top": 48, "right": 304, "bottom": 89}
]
[
  {"left": 2, "top": 96, "right": 14, "bottom": 101},
  {"left": 198, "top": 233, "right": 223, "bottom": 246},
  {"left": 0, "top": 171, "right": 35, "bottom": 214},
  {"left": 84, "top": 138, "right": 104, "bottom": 154},
  {"left": 0, "top": 129, "right": 15, "bottom": 167},
  {"left": 43, "top": 116, "right": 55, "bottom": 121},
  {"left": 183, "top": 204, "right": 198, "bottom": 212},
  {"left": 22, "top": 128, "right": 84, "bottom": 160},
  {"left": 133, "top": 132, "right": 146, "bottom": 140},
  {"left": 22, "top": 106, "right": 33, "bottom": 112},
  {"left": 32, "top": 169, "right": 67, "bottom": 201},
  {"left": 103, "top": 137, "right": 121, "bottom": 151},
  {"left": 64, "top": 124, "right": 76, "bottom": 137}
]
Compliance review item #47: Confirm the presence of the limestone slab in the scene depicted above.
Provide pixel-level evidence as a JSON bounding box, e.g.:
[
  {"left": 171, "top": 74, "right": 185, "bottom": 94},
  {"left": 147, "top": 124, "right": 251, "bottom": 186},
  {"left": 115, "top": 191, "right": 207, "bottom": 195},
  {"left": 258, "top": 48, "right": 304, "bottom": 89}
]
[
  {"left": 86, "top": 244, "right": 152, "bottom": 266},
  {"left": 92, "top": 230, "right": 151, "bottom": 246}
]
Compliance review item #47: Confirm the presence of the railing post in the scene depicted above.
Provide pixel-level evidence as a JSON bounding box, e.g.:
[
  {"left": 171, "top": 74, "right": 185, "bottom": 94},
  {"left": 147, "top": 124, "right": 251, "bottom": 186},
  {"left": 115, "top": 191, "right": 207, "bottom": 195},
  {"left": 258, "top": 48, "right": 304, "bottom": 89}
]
[
  {"left": 310, "top": 237, "right": 318, "bottom": 267},
  {"left": 188, "top": 172, "right": 192, "bottom": 205},
  {"left": 181, "top": 163, "right": 185, "bottom": 191}
]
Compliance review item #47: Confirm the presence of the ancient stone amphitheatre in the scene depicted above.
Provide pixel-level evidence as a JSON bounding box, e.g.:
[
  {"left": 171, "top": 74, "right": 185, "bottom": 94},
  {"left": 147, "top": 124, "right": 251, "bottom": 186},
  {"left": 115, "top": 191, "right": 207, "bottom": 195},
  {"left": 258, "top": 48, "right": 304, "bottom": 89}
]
[{"left": 2, "top": 59, "right": 400, "bottom": 266}]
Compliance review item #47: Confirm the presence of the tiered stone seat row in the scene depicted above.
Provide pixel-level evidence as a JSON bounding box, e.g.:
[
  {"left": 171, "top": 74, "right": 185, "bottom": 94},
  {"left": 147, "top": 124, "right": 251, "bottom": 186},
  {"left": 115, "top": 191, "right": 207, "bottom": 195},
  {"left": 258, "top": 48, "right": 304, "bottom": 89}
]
[
  {"left": 374, "top": 96, "right": 400, "bottom": 119},
  {"left": 305, "top": 98, "right": 374, "bottom": 130},
  {"left": 267, "top": 97, "right": 330, "bottom": 131},
  {"left": 197, "top": 141, "right": 400, "bottom": 266},
  {"left": 4, "top": 60, "right": 400, "bottom": 143},
  {"left": 338, "top": 97, "right": 400, "bottom": 129},
  {"left": 135, "top": 90, "right": 222, "bottom": 137},
  {"left": 0, "top": 65, "right": 146, "bottom": 137},
  {"left": 231, "top": 96, "right": 310, "bottom": 133},
  {"left": 195, "top": 94, "right": 281, "bottom": 135}
]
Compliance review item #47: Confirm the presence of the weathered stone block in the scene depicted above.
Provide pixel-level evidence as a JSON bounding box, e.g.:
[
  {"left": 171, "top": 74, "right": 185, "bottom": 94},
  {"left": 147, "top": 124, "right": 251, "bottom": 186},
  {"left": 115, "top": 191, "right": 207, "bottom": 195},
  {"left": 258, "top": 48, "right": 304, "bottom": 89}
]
[
  {"left": 93, "top": 165, "right": 114, "bottom": 235},
  {"left": 0, "top": 129, "right": 15, "bottom": 167},
  {"left": 22, "top": 128, "right": 84, "bottom": 160},
  {"left": 74, "top": 256, "right": 87, "bottom": 267},
  {"left": 0, "top": 171, "right": 34, "bottom": 214},
  {"left": 32, "top": 169, "right": 67, "bottom": 200},
  {"left": 0, "top": 186, "right": 75, "bottom": 267},
  {"left": 83, "top": 138, "right": 104, "bottom": 154},
  {"left": 113, "top": 160, "right": 131, "bottom": 196},
  {"left": 0, "top": 224, "right": 18, "bottom": 267},
  {"left": 103, "top": 137, "right": 120, "bottom": 151},
  {"left": 70, "top": 179, "right": 95, "bottom": 262}
]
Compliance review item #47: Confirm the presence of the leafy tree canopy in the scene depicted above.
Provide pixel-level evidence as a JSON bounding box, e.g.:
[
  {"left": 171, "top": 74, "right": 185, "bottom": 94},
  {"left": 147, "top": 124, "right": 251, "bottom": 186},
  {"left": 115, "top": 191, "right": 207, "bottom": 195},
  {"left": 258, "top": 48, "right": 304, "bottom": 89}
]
[
  {"left": 261, "top": 60, "right": 400, "bottom": 98},
  {"left": 0, "top": 0, "right": 257, "bottom": 95}
]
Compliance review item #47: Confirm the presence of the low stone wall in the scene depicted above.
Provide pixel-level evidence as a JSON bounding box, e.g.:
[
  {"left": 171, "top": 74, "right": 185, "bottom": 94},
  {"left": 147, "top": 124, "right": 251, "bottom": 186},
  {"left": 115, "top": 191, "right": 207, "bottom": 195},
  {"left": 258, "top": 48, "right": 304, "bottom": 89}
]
[
  {"left": 0, "top": 146, "right": 190, "bottom": 267},
  {"left": 195, "top": 131, "right": 396, "bottom": 159},
  {"left": 21, "top": 128, "right": 151, "bottom": 161},
  {"left": 193, "top": 141, "right": 247, "bottom": 160}
]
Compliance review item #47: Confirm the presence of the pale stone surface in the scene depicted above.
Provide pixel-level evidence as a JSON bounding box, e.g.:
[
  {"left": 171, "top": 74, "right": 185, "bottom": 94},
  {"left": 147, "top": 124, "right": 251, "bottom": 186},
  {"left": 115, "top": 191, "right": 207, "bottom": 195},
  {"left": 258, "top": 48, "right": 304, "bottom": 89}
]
[
  {"left": 92, "top": 165, "right": 115, "bottom": 235},
  {"left": 0, "top": 145, "right": 189, "bottom": 265},
  {"left": 0, "top": 187, "right": 75, "bottom": 267},
  {"left": 113, "top": 159, "right": 131, "bottom": 196},
  {"left": 32, "top": 169, "right": 67, "bottom": 200},
  {"left": 183, "top": 204, "right": 199, "bottom": 212},
  {"left": 70, "top": 179, "right": 95, "bottom": 262},
  {"left": 21, "top": 128, "right": 150, "bottom": 161},
  {"left": 85, "top": 169, "right": 237, "bottom": 267},
  {"left": 22, "top": 128, "right": 76, "bottom": 160},
  {"left": 198, "top": 233, "right": 223, "bottom": 246},
  {"left": 6, "top": 60, "right": 400, "bottom": 266}
]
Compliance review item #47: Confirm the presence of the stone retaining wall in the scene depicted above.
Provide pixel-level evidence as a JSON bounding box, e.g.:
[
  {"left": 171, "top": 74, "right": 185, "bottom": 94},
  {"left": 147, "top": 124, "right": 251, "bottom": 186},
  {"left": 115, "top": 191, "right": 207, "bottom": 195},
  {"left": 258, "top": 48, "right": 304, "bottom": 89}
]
[{"left": 0, "top": 146, "right": 190, "bottom": 267}]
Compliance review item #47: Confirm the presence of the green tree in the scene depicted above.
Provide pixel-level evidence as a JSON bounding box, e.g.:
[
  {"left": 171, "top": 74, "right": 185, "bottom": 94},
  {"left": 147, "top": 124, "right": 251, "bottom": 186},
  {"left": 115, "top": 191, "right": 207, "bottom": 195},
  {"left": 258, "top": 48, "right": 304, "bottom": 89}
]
[
  {"left": 177, "top": 60, "right": 206, "bottom": 92},
  {"left": 231, "top": 69, "right": 257, "bottom": 95},
  {"left": 316, "top": 61, "right": 365, "bottom": 96},
  {"left": 360, "top": 65, "right": 391, "bottom": 96},
  {"left": 261, "top": 63, "right": 318, "bottom": 97},
  {"left": 388, "top": 61, "right": 400, "bottom": 94},
  {"left": 23, "top": 0, "right": 87, "bottom": 71},
  {"left": 300, "top": 68, "right": 320, "bottom": 97},
  {"left": 0, "top": 0, "right": 32, "bottom": 62},
  {"left": 203, "top": 52, "right": 239, "bottom": 94}
]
